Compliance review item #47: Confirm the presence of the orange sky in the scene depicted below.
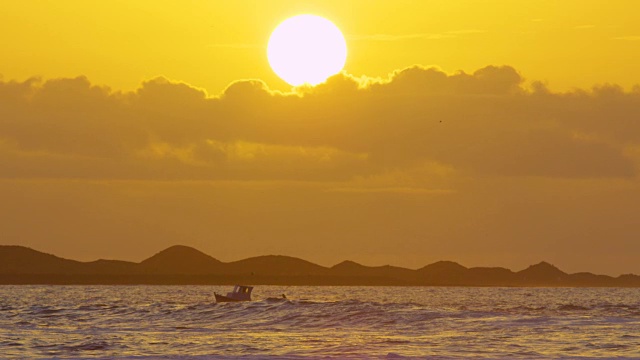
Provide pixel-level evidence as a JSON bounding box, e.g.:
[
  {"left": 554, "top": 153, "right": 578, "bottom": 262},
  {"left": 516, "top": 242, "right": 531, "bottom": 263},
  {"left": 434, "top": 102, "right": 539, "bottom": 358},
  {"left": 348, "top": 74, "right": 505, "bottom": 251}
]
[{"left": 2, "top": 1, "right": 640, "bottom": 275}]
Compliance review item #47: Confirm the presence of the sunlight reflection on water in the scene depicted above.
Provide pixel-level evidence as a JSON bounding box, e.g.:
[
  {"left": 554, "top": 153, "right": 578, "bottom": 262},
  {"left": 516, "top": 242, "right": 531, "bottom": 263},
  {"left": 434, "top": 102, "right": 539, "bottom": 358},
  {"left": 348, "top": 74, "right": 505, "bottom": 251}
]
[{"left": 0, "top": 286, "right": 639, "bottom": 359}]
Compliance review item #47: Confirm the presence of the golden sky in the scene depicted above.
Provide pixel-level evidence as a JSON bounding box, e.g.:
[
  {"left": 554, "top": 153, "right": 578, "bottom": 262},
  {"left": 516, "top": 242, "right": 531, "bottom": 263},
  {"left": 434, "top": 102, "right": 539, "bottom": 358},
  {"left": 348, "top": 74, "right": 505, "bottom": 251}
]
[
  {"left": 2, "top": 1, "right": 640, "bottom": 275},
  {"left": 3, "top": 0, "right": 640, "bottom": 93}
]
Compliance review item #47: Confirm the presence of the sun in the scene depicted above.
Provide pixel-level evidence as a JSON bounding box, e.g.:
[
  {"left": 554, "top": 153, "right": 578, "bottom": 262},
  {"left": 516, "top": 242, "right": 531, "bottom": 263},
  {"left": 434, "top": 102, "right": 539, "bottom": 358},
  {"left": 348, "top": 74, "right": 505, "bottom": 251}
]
[{"left": 267, "top": 15, "right": 347, "bottom": 86}]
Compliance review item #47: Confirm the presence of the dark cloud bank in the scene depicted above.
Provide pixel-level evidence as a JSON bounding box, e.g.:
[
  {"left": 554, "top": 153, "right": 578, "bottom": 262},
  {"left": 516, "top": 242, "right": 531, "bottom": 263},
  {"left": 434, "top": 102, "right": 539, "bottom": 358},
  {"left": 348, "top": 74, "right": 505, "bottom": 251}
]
[{"left": 1, "top": 65, "right": 638, "bottom": 181}]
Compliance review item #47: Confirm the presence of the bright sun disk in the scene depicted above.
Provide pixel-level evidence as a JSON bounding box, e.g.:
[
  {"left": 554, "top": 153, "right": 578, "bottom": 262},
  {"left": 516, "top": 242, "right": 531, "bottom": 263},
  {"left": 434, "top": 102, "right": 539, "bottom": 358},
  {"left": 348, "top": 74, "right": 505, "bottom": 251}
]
[{"left": 267, "top": 15, "right": 347, "bottom": 86}]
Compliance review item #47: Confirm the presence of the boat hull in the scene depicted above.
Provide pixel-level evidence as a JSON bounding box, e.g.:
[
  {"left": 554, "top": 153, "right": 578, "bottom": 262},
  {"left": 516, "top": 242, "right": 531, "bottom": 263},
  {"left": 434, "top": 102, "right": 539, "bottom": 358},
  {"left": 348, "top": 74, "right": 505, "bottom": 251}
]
[{"left": 214, "top": 293, "right": 248, "bottom": 303}]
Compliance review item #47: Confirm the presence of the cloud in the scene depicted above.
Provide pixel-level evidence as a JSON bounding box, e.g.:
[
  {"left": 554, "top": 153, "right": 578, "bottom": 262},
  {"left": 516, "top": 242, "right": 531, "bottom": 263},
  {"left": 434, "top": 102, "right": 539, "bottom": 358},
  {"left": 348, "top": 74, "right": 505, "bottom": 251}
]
[
  {"left": 371, "top": 65, "right": 523, "bottom": 95},
  {"left": 325, "top": 161, "right": 456, "bottom": 195},
  {"left": 206, "top": 43, "right": 261, "bottom": 49},
  {"left": 613, "top": 36, "right": 640, "bottom": 41},
  {"left": 348, "top": 30, "right": 485, "bottom": 42},
  {"left": 574, "top": 25, "right": 595, "bottom": 30},
  {"left": 0, "top": 65, "right": 638, "bottom": 187},
  {"left": 350, "top": 33, "right": 456, "bottom": 41},
  {"left": 325, "top": 187, "right": 453, "bottom": 195}
]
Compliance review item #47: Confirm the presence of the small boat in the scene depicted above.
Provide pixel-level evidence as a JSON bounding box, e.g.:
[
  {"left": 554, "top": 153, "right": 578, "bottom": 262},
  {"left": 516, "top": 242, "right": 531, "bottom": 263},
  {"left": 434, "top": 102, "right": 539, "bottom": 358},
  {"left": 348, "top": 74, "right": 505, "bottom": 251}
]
[{"left": 215, "top": 285, "right": 253, "bottom": 302}]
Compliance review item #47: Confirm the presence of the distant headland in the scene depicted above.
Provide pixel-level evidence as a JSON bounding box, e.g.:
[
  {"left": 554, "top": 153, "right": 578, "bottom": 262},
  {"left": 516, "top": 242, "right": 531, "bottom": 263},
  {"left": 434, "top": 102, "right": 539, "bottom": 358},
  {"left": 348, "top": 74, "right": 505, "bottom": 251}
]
[{"left": 1, "top": 245, "right": 638, "bottom": 287}]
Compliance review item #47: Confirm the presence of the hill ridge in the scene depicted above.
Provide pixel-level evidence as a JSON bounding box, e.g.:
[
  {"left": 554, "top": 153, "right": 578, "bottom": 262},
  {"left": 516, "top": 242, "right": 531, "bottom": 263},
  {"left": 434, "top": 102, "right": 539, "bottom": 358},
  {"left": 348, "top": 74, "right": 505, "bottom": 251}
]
[{"left": 0, "top": 245, "right": 637, "bottom": 286}]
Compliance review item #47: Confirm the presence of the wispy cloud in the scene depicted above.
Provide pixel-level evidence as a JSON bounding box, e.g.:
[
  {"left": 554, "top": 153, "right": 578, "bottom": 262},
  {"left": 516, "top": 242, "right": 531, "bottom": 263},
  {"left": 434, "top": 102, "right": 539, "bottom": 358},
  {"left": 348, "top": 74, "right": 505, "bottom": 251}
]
[
  {"left": 206, "top": 43, "right": 262, "bottom": 49},
  {"left": 349, "top": 30, "right": 485, "bottom": 42},
  {"left": 349, "top": 33, "right": 453, "bottom": 41},
  {"left": 613, "top": 36, "right": 640, "bottom": 41},
  {"left": 325, "top": 187, "right": 455, "bottom": 195},
  {"left": 447, "top": 29, "right": 486, "bottom": 35}
]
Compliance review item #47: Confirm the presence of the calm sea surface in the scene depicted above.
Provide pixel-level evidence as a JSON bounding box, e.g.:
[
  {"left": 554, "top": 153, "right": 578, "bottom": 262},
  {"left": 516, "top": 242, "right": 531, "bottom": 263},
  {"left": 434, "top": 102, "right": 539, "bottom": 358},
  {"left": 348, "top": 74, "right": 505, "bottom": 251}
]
[{"left": 0, "top": 286, "right": 639, "bottom": 359}]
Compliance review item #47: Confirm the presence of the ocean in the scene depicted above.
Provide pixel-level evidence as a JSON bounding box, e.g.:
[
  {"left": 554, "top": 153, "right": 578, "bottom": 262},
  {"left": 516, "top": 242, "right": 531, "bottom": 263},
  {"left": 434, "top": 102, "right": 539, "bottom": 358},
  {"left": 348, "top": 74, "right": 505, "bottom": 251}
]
[{"left": 0, "top": 285, "right": 639, "bottom": 359}]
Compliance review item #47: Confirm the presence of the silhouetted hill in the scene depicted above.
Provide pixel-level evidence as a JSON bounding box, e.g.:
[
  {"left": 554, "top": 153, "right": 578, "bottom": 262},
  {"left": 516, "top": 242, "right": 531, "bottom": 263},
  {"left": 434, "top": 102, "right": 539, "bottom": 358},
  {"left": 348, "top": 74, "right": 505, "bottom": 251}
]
[
  {"left": 1, "top": 245, "right": 639, "bottom": 286},
  {"left": 418, "top": 260, "right": 467, "bottom": 273},
  {"left": 140, "top": 245, "right": 223, "bottom": 274},
  {"left": 84, "top": 259, "right": 138, "bottom": 275},
  {"left": 567, "top": 272, "right": 615, "bottom": 287},
  {"left": 466, "top": 267, "right": 516, "bottom": 286},
  {"left": 617, "top": 274, "right": 640, "bottom": 286},
  {"left": 225, "top": 255, "right": 328, "bottom": 276},
  {"left": 517, "top": 261, "right": 567, "bottom": 285},
  {"left": 331, "top": 260, "right": 365, "bottom": 272},
  {"left": 418, "top": 261, "right": 468, "bottom": 285},
  {"left": 0, "top": 246, "right": 84, "bottom": 274},
  {"left": 330, "top": 260, "right": 417, "bottom": 283}
]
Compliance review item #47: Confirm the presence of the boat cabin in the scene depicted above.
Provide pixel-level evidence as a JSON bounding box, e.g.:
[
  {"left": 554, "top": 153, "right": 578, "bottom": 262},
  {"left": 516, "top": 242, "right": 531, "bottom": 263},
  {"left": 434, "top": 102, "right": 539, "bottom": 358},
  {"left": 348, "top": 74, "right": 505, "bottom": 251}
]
[{"left": 226, "top": 285, "right": 253, "bottom": 301}]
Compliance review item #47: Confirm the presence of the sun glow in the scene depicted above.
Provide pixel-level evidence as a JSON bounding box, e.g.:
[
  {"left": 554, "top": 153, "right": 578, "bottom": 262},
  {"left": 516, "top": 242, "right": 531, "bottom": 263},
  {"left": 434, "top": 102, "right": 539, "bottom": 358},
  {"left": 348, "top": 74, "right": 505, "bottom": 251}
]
[{"left": 267, "top": 15, "right": 347, "bottom": 86}]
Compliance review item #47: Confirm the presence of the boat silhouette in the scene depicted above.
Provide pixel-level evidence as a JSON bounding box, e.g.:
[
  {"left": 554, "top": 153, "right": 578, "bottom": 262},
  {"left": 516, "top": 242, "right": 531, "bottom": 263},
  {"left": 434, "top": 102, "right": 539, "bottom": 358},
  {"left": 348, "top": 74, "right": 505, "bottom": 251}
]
[{"left": 214, "top": 285, "right": 253, "bottom": 302}]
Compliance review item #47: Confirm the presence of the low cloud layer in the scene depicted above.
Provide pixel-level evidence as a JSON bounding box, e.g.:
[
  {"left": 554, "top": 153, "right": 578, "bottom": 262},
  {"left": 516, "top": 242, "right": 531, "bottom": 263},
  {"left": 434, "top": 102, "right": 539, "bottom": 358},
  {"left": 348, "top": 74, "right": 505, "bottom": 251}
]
[
  {"left": 2, "top": 65, "right": 640, "bottom": 274},
  {"left": 1, "top": 65, "right": 639, "bottom": 183}
]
